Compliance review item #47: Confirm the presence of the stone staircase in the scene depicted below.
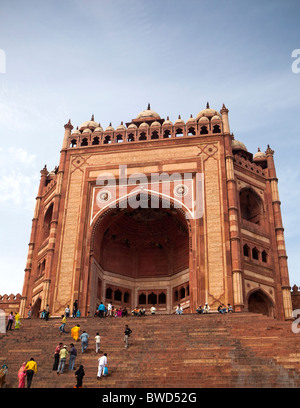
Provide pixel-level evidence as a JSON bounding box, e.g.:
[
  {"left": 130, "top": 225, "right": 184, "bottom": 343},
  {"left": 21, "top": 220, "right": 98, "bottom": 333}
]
[{"left": 1, "top": 313, "right": 300, "bottom": 388}]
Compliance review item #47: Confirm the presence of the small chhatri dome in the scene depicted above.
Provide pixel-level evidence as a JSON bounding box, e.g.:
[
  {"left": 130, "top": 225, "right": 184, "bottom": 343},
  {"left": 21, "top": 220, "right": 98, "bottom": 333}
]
[
  {"left": 253, "top": 147, "right": 266, "bottom": 160},
  {"left": 128, "top": 123, "right": 138, "bottom": 129},
  {"left": 105, "top": 122, "right": 115, "bottom": 132},
  {"left": 232, "top": 139, "right": 247, "bottom": 151},
  {"left": 174, "top": 115, "right": 185, "bottom": 125},
  {"left": 94, "top": 125, "right": 103, "bottom": 132},
  {"left": 72, "top": 127, "right": 80, "bottom": 135},
  {"left": 139, "top": 122, "right": 150, "bottom": 128},
  {"left": 196, "top": 102, "right": 221, "bottom": 121},
  {"left": 163, "top": 116, "right": 173, "bottom": 126},
  {"left": 150, "top": 121, "right": 161, "bottom": 127},
  {"left": 136, "top": 103, "right": 161, "bottom": 120},
  {"left": 116, "top": 121, "right": 126, "bottom": 131},
  {"left": 186, "top": 114, "right": 196, "bottom": 124}
]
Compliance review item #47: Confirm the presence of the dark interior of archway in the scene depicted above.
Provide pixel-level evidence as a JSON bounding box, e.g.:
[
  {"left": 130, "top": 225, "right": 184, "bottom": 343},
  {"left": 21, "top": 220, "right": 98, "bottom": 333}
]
[
  {"left": 92, "top": 206, "right": 189, "bottom": 278},
  {"left": 239, "top": 189, "right": 262, "bottom": 225},
  {"left": 248, "top": 291, "right": 271, "bottom": 316}
]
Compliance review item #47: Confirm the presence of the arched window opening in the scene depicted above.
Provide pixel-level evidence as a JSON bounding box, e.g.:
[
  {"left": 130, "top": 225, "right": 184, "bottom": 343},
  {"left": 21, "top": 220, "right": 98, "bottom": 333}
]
[
  {"left": 239, "top": 188, "right": 263, "bottom": 225},
  {"left": 200, "top": 126, "right": 208, "bottom": 135},
  {"left": 163, "top": 130, "right": 171, "bottom": 138},
  {"left": 114, "top": 289, "right": 122, "bottom": 301},
  {"left": 151, "top": 131, "right": 159, "bottom": 140},
  {"left": 139, "top": 293, "right": 146, "bottom": 305},
  {"left": 124, "top": 292, "right": 130, "bottom": 303},
  {"left": 92, "top": 136, "right": 100, "bottom": 145},
  {"left": 70, "top": 139, "right": 77, "bottom": 148},
  {"left": 148, "top": 292, "right": 157, "bottom": 305},
  {"left": 176, "top": 128, "right": 184, "bottom": 137},
  {"left": 188, "top": 127, "right": 196, "bottom": 136},
  {"left": 213, "top": 125, "right": 221, "bottom": 134},
  {"left": 104, "top": 135, "right": 111, "bottom": 144},
  {"left": 262, "top": 250, "right": 268, "bottom": 263},
  {"left": 116, "top": 134, "right": 123, "bottom": 143},
  {"left": 243, "top": 244, "right": 250, "bottom": 257},
  {"left": 127, "top": 134, "right": 134, "bottom": 142},
  {"left": 139, "top": 132, "right": 147, "bottom": 141},
  {"left": 106, "top": 287, "right": 113, "bottom": 300},
  {"left": 186, "top": 285, "right": 189, "bottom": 296},
  {"left": 179, "top": 287, "right": 185, "bottom": 299},
  {"left": 252, "top": 247, "right": 259, "bottom": 261},
  {"left": 174, "top": 290, "right": 179, "bottom": 302},
  {"left": 81, "top": 138, "right": 88, "bottom": 146},
  {"left": 41, "top": 259, "right": 46, "bottom": 274},
  {"left": 158, "top": 292, "right": 166, "bottom": 304}
]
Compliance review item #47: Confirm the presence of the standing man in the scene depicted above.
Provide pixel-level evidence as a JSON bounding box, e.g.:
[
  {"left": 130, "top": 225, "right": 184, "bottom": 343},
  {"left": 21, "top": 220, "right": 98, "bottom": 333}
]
[
  {"left": 72, "top": 300, "right": 78, "bottom": 318},
  {"left": 59, "top": 315, "right": 67, "bottom": 334},
  {"left": 65, "top": 305, "right": 70, "bottom": 318},
  {"left": 25, "top": 358, "right": 37, "bottom": 388},
  {"left": 68, "top": 343, "right": 77, "bottom": 371},
  {"left": 124, "top": 325, "right": 132, "bottom": 349},
  {"left": 97, "top": 353, "right": 108, "bottom": 379},
  {"left": 95, "top": 332, "right": 101, "bottom": 354},
  {"left": 6, "top": 312, "right": 14, "bottom": 331},
  {"left": 57, "top": 345, "right": 68, "bottom": 375},
  {"left": 53, "top": 343, "right": 63, "bottom": 371},
  {"left": 98, "top": 302, "right": 106, "bottom": 318},
  {"left": 80, "top": 331, "right": 89, "bottom": 354},
  {"left": 45, "top": 304, "right": 50, "bottom": 321}
]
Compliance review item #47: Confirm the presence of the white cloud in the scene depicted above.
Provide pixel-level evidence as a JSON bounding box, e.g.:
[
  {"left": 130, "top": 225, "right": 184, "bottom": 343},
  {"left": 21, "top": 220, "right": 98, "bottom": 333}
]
[
  {"left": 8, "top": 147, "right": 36, "bottom": 165},
  {"left": 0, "top": 147, "right": 38, "bottom": 210}
]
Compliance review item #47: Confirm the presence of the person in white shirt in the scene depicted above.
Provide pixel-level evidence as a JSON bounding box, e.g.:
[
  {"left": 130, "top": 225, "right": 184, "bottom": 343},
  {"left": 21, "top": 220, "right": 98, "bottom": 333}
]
[
  {"left": 97, "top": 353, "right": 107, "bottom": 378},
  {"left": 203, "top": 303, "right": 210, "bottom": 313},
  {"left": 150, "top": 305, "right": 157, "bottom": 315},
  {"left": 95, "top": 332, "right": 101, "bottom": 354},
  {"left": 175, "top": 304, "right": 183, "bottom": 315},
  {"left": 107, "top": 302, "right": 112, "bottom": 318}
]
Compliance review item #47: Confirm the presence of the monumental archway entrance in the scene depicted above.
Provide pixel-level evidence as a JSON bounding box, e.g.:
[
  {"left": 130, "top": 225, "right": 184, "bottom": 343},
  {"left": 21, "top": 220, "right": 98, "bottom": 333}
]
[{"left": 89, "top": 197, "right": 190, "bottom": 314}]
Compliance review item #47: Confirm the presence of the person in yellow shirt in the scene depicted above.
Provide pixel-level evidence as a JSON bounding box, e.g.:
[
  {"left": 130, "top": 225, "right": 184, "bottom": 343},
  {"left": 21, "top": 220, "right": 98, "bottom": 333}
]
[
  {"left": 71, "top": 324, "right": 80, "bottom": 341},
  {"left": 15, "top": 313, "right": 21, "bottom": 329},
  {"left": 57, "top": 346, "right": 69, "bottom": 374},
  {"left": 25, "top": 358, "right": 37, "bottom": 388},
  {"left": 59, "top": 315, "right": 67, "bottom": 334}
]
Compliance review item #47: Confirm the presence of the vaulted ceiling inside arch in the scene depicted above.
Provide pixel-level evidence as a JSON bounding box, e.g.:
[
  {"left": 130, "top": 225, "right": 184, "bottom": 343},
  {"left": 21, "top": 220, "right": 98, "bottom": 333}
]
[{"left": 93, "top": 208, "right": 189, "bottom": 278}]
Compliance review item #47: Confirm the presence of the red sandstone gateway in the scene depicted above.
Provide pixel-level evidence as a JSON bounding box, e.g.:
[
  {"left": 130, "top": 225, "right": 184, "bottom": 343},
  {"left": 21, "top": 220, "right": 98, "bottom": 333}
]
[{"left": 18, "top": 104, "right": 292, "bottom": 320}]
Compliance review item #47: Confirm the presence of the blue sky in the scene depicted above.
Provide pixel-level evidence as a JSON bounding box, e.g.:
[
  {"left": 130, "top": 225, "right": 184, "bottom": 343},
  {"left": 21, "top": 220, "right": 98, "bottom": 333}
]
[{"left": 0, "top": 0, "right": 299, "bottom": 294}]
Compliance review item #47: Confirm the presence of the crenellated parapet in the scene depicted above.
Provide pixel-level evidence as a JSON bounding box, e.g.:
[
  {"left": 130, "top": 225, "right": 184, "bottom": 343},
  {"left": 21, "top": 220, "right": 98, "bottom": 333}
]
[
  {"left": 67, "top": 103, "right": 225, "bottom": 148},
  {"left": 0, "top": 293, "right": 22, "bottom": 316}
]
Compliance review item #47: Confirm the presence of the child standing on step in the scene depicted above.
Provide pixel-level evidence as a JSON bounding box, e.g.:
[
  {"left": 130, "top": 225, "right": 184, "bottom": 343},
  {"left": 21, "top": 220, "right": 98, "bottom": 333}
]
[{"left": 95, "top": 332, "right": 101, "bottom": 354}]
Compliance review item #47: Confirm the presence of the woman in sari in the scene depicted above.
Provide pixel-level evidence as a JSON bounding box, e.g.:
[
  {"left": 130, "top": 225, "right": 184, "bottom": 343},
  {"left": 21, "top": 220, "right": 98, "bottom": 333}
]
[
  {"left": 71, "top": 324, "right": 80, "bottom": 341},
  {"left": 18, "top": 363, "right": 27, "bottom": 388}
]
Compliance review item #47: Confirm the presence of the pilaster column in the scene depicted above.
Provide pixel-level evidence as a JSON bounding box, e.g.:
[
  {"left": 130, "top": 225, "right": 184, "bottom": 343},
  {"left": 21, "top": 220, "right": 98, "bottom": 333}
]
[
  {"left": 43, "top": 120, "right": 73, "bottom": 314},
  {"left": 222, "top": 104, "right": 244, "bottom": 312},
  {"left": 20, "top": 166, "right": 48, "bottom": 317},
  {"left": 265, "top": 145, "right": 293, "bottom": 320}
]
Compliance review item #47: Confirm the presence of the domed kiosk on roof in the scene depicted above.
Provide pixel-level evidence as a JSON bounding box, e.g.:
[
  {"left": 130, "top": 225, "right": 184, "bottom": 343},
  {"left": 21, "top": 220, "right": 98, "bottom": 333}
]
[
  {"left": 79, "top": 115, "right": 99, "bottom": 131},
  {"left": 196, "top": 103, "right": 222, "bottom": 121},
  {"left": 136, "top": 103, "right": 161, "bottom": 120},
  {"left": 253, "top": 148, "right": 266, "bottom": 161},
  {"left": 232, "top": 139, "right": 247, "bottom": 151}
]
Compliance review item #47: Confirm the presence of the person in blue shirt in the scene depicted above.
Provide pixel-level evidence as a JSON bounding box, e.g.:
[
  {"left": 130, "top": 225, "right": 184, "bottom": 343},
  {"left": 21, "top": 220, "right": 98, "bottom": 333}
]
[
  {"left": 97, "top": 302, "right": 106, "bottom": 318},
  {"left": 80, "top": 331, "right": 89, "bottom": 353}
]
